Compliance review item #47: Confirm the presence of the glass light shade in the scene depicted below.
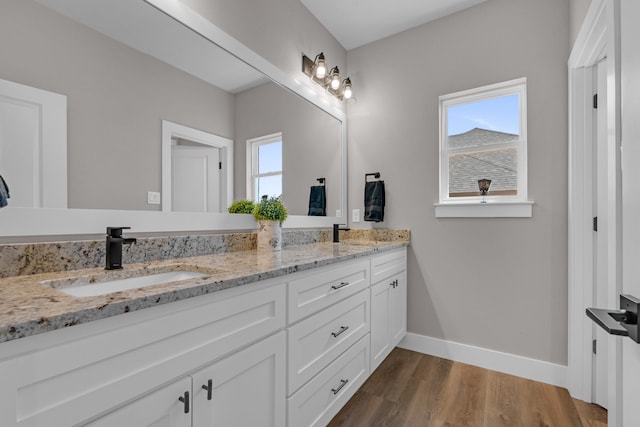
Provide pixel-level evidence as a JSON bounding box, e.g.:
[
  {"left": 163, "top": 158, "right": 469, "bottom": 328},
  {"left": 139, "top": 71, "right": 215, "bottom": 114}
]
[
  {"left": 331, "top": 75, "right": 340, "bottom": 90},
  {"left": 315, "top": 53, "right": 326, "bottom": 79},
  {"left": 343, "top": 78, "right": 352, "bottom": 99}
]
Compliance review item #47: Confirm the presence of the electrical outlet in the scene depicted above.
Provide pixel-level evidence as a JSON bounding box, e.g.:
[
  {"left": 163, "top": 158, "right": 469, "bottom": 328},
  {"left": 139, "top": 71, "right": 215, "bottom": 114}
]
[
  {"left": 147, "top": 191, "right": 161, "bottom": 205},
  {"left": 335, "top": 210, "right": 342, "bottom": 218},
  {"left": 352, "top": 209, "right": 360, "bottom": 223}
]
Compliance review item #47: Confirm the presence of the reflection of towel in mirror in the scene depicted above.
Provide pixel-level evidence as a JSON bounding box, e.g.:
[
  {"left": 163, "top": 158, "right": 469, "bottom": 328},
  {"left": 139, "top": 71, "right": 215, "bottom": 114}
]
[
  {"left": 0, "top": 175, "right": 10, "bottom": 208},
  {"left": 308, "top": 185, "right": 326, "bottom": 216},
  {"left": 364, "top": 180, "right": 385, "bottom": 222}
]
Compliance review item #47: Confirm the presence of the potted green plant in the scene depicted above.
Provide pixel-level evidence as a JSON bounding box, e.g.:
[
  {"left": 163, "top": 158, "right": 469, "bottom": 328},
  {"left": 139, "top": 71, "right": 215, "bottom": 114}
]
[
  {"left": 253, "top": 196, "right": 288, "bottom": 251},
  {"left": 228, "top": 199, "right": 255, "bottom": 214}
]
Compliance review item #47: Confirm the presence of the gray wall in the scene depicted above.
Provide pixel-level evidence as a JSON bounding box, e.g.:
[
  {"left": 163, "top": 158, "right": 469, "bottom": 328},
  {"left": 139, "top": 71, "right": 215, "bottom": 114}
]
[
  {"left": 570, "top": 0, "right": 592, "bottom": 46},
  {"left": 182, "top": 0, "right": 347, "bottom": 93},
  {"left": 235, "top": 82, "right": 342, "bottom": 216},
  {"left": 0, "top": 0, "right": 234, "bottom": 211},
  {"left": 347, "top": 0, "right": 570, "bottom": 364}
]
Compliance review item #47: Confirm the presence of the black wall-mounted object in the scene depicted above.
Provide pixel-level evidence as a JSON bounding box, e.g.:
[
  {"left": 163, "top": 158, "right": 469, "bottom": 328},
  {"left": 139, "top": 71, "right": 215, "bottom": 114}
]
[
  {"left": 105, "top": 226, "right": 137, "bottom": 270},
  {"left": 587, "top": 294, "right": 640, "bottom": 343},
  {"left": 365, "top": 172, "right": 381, "bottom": 182}
]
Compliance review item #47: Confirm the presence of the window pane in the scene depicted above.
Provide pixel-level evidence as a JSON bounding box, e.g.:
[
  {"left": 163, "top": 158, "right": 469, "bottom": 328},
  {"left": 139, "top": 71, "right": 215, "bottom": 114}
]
[
  {"left": 448, "top": 147, "right": 518, "bottom": 197},
  {"left": 258, "top": 141, "right": 282, "bottom": 174},
  {"left": 447, "top": 94, "right": 520, "bottom": 140},
  {"left": 256, "top": 175, "right": 282, "bottom": 200}
]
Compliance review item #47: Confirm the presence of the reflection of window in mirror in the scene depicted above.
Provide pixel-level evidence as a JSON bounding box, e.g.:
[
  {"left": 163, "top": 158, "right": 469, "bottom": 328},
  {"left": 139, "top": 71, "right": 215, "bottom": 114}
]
[
  {"left": 247, "top": 133, "right": 283, "bottom": 202},
  {"left": 439, "top": 78, "right": 528, "bottom": 204}
]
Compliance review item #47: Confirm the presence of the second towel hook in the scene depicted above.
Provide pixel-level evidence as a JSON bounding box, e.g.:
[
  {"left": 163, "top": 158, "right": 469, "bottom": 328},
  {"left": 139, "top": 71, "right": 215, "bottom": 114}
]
[{"left": 365, "top": 172, "right": 381, "bottom": 183}]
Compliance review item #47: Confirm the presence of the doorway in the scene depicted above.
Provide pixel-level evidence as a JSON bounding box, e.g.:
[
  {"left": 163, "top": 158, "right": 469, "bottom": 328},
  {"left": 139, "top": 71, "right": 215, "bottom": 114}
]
[{"left": 161, "top": 120, "right": 233, "bottom": 213}]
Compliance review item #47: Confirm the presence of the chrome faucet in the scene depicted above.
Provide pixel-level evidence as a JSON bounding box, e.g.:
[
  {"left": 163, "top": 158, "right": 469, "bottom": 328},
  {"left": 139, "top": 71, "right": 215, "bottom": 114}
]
[
  {"left": 333, "top": 224, "right": 351, "bottom": 243},
  {"left": 105, "top": 227, "right": 137, "bottom": 270}
]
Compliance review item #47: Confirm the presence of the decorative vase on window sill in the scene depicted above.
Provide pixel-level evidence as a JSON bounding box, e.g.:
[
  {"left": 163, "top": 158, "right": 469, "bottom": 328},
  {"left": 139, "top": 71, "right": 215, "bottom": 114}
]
[{"left": 253, "top": 196, "right": 288, "bottom": 251}]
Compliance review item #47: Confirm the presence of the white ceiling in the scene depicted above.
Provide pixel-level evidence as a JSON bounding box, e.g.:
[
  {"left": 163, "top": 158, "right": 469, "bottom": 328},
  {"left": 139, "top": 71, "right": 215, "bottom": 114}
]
[{"left": 300, "top": 0, "right": 489, "bottom": 50}]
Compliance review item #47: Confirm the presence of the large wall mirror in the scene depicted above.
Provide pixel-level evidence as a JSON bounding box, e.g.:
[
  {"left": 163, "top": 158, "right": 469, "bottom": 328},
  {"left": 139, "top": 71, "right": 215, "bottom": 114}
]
[{"left": 0, "top": 0, "right": 346, "bottom": 237}]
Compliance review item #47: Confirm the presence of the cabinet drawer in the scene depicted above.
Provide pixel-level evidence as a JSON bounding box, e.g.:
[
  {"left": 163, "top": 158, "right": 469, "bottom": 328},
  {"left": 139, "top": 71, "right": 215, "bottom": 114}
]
[
  {"left": 288, "top": 335, "right": 370, "bottom": 427},
  {"left": 1, "top": 281, "right": 286, "bottom": 427},
  {"left": 371, "top": 247, "right": 406, "bottom": 284},
  {"left": 288, "top": 290, "right": 369, "bottom": 394},
  {"left": 288, "top": 258, "right": 370, "bottom": 323}
]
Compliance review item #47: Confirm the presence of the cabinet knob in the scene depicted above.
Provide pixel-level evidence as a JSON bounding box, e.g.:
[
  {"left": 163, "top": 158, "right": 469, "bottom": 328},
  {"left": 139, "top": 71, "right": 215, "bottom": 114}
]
[
  {"left": 331, "top": 281, "right": 350, "bottom": 290},
  {"left": 202, "top": 379, "right": 213, "bottom": 401},
  {"left": 331, "top": 378, "right": 349, "bottom": 395},
  {"left": 178, "top": 391, "right": 190, "bottom": 414},
  {"left": 331, "top": 325, "right": 349, "bottom": 338}
]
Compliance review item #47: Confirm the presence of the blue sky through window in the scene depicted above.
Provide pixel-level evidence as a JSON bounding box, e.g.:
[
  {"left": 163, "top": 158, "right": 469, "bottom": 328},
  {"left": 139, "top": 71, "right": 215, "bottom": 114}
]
[{"left": 447, "top": 94, "right": 519, "bottom": 136}]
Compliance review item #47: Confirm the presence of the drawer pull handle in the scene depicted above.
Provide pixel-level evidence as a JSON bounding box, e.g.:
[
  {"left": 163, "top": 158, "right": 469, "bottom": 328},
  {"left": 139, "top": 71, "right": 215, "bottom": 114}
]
[
  {"left": 202, "top": 379, "right": 213, "bottom": 401},
  {"left": 178, "top": 391, "right": 190, "bottom": 413},
  {"left": 331, "top": 281, "right": 350, "bottom": 290},
  {"left": 331, "top": 379, "right": 349, "bottom": 395},
  {"left": 389, "top": 279, "right": 398, "bottom": 288},
  {"left": 331, "top": 325, "right": 349, "bottom": 337}
]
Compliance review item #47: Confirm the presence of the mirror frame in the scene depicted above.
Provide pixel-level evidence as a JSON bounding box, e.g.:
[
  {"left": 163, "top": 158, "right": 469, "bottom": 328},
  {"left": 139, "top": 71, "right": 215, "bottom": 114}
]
[{"left": 0, "top": 0, "right": 346, "bottom": 237}]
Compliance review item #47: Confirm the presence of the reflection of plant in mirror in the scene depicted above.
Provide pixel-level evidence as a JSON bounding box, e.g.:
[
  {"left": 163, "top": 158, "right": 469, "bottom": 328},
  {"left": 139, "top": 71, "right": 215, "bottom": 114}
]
[
  {"left": 228, "top": 200, "right": 255, "bottom": 214},
  {"left": 253, "top": 196, "right": 288, "bottom": 223}
]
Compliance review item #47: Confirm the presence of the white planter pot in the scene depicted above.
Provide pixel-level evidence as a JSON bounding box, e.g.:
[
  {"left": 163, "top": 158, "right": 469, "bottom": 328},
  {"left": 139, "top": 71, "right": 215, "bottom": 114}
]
[{"left": 257, "top": 220, "right": 282, "bottom": 251}]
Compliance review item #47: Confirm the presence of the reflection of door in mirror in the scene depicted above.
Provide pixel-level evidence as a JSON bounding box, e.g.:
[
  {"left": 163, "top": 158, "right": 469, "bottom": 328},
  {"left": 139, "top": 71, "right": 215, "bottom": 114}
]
[
  {"left": 0, "top": 78, "right": 67, "bottom": 208},
  {"left": 171, "top": 143, "right": 220, "bottom": 213},
  {"left": 162, "top": 120, "right": 233, "bottom": 213}
]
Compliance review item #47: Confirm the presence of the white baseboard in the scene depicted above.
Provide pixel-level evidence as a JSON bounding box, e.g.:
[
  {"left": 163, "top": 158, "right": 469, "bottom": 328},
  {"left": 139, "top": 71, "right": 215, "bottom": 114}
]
[{"left": 399, "top": 333, "right": 567, "bottom": 389}]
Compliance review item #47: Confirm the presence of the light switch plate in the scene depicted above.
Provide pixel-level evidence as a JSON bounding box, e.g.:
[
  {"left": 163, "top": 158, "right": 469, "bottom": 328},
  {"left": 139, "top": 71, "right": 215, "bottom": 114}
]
[
  {"left": 147, "top": 191, "right": 161, "bottom": 205},
  {"left": 352, "top": 209, "right": 360, "bottom": 223}
]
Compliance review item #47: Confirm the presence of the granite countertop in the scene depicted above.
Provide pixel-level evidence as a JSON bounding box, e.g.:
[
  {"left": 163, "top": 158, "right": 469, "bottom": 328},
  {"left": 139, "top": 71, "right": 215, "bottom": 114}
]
[{"left": 0, "top": 240, "right": 408, "bottom": 344}]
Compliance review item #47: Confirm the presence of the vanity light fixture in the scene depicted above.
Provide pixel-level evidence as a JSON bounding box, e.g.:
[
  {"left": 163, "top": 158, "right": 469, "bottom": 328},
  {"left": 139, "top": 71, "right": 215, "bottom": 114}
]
[{"left": 302, "top": 52, "right": 354, "bottom": 101}]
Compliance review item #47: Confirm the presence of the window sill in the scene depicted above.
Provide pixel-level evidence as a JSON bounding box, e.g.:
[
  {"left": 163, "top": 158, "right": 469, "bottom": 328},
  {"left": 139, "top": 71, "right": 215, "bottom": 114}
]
[{"left": 434, "top": 201, "right": 534, "bottom": 218}]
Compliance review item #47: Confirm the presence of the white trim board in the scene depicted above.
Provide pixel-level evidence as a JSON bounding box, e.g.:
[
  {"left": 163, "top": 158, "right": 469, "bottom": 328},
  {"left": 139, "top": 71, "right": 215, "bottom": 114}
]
[{"left": 399, "top": 333, "right": 567, "bottom": 388}]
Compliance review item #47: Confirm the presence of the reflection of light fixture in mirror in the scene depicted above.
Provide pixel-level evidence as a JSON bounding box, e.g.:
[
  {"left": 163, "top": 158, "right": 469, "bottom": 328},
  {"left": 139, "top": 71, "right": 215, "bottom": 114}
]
[
  {"left": 302, "top": 52, "right": 353, "bottom": 101},
  {"left": 478, "top": 179, "right": 492, "bottom": 203}
]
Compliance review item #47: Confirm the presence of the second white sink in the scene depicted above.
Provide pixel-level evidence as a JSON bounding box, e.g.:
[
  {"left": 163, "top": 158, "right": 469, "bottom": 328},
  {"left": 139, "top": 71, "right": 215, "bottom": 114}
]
[{"left": 45, "top": 270, "right": 208, "bottom": 297}]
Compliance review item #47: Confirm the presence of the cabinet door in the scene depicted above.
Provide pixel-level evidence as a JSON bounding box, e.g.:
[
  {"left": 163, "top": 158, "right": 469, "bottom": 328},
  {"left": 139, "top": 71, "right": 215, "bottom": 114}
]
[
  {"left": 370, "top": 279, "right": 392, "bottom": 371},
  {"left": 84, "top": 377, "right": 192, "bottom": 427},
  {"left": 389, "top": 270, "right": 407, "bottom": 347},
  {"left": 192, "top": 331, "right": 285, "bottom": 427}
]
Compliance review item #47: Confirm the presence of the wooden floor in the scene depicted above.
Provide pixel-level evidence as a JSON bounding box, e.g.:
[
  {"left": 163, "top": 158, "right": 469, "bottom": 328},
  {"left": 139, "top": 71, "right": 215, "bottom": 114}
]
[{"left": 328, "top": 348, "right": 607, "bottom": 427}]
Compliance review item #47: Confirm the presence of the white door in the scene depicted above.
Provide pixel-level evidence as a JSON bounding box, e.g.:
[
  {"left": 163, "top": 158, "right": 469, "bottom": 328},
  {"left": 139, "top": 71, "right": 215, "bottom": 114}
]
[
  {"left": 171, "top": 144, "right": 220, "bottom": 212},
  {"left": 593, "top": 58, "right": 609, "bottom": 409},
  {"left": 0, "top": 78, "right": 67, "bottom": 208},
  {"left": 620, "top": 1, "right": 640, "bottom": 424},
  {"left": 191, "top": 332, "right": 286, "bottom": 427}
]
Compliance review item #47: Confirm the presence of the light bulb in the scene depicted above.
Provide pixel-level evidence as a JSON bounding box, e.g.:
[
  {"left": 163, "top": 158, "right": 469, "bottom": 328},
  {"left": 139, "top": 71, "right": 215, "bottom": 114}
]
[
  {"left": 315, "top": 53, "right": 326, "bottom": 79},
  {"left": 343, "top": 78, "right": 352, "bottom": 99},
  {"left": 331, "top": 75, "right": 340, "bottom": 90}
]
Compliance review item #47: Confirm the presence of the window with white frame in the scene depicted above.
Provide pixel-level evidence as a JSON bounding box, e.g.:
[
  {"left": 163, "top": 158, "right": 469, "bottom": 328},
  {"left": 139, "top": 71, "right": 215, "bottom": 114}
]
[
  {"left": 247, "top": 133, "right": 283, "bottom": 202},
  {"left": 439, "top": 78, "right": 528, "bottom": 206}
]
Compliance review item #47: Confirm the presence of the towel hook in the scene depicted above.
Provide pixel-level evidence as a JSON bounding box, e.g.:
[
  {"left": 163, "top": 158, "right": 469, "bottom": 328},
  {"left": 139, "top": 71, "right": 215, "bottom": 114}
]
[
  {"left": 365, "top": 172, "right": 381, "bottom": 183},
  {"left": 317, "top": 177, "right": 325, "bottom": 186}
]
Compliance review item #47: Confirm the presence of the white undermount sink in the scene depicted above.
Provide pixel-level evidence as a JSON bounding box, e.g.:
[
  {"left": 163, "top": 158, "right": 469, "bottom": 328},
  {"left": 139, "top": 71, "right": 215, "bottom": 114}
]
[{"left": 43, "top": 268, "right": 208, "bottom": 297}]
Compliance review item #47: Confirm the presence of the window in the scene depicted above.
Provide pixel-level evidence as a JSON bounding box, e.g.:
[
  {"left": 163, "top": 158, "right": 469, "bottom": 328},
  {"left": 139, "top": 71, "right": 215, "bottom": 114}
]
[
  {"left": 437, "top": 78, "right": 531, "bottom": 217},
  {"left": 247, "top": 133, "right": 282, "bottom": 202}
]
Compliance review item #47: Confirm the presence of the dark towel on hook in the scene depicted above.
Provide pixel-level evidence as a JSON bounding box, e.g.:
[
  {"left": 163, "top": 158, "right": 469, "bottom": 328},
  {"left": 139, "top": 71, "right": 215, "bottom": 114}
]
[
  {"left": 0, "top": 175, "right": 10, "bottom": 208},
  {"left": 308, "top": 185, "right": 326, "bottom": 216},
  {"left": 364, "top": 180, "right": 385, "bottom": 222}
]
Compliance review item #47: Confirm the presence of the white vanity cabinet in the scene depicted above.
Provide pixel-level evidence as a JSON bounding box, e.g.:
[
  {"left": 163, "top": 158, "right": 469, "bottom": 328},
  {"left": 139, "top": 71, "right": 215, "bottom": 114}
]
[
  {"left": 286, "top": 258, "right": 372, "bottom": 427},
  {"left": 370, "top": 247, "right": 408, "bottom": 371},
  {"left": 87, "top": 331, "right": 286, "bottom": 427},
  {"left": 0, "top": 244, "right": 408, "bottom": 427},
  {"left": 0, "top": 279, "right": 286, "bottom": 427}
]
